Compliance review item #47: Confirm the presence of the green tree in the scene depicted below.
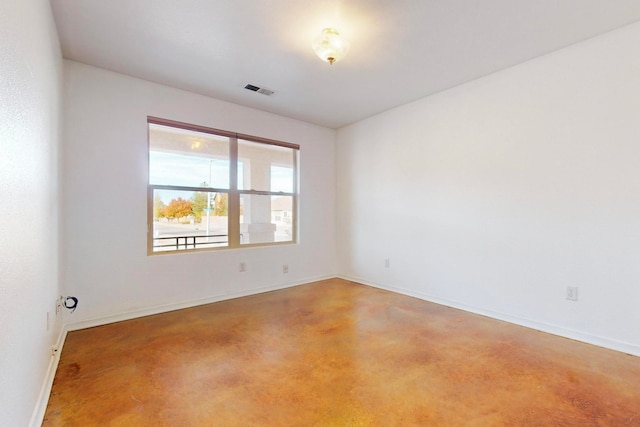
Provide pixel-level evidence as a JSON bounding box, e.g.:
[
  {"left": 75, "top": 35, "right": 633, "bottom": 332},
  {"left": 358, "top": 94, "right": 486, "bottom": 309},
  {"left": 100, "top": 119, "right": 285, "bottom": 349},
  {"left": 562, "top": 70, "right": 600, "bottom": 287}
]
[
  {"left": 164, "top": 197, "right": 193, "bottom": 221},
  {"left": 214, "top": 193, "right": 228, "bottom": 216},
  {"left": 154, "top": 195, "right": 166, "bottom": 219},
  {"left": 191, "top": 192, "right": 208, "bottom": 220}
]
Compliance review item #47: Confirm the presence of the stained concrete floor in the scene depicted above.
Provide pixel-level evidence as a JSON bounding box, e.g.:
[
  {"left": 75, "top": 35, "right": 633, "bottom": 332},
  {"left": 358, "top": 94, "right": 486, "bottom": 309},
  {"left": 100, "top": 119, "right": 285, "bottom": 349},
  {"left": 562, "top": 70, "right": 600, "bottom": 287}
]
[{"left": 43, "top": 278, "right": 640, "bottom": 426}]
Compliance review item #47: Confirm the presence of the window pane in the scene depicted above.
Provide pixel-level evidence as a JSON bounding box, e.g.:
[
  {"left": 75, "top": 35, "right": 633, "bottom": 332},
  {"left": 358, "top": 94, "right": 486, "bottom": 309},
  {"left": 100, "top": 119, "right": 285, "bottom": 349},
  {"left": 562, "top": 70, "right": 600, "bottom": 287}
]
[
  {"left": 152, "top": 188, "right": 228, "bottom": 252},
  {"left": 237, "top": 139, "right": 295, "bottom": 192},
  {"left": 240, "top": 194, "right": 293, "bottom": 244},
  {"left": 147, "top": 119, "right": 299, "bottom": 254},
  {"left": 149, "top": 124, "right": 230, "bottom": 189}
]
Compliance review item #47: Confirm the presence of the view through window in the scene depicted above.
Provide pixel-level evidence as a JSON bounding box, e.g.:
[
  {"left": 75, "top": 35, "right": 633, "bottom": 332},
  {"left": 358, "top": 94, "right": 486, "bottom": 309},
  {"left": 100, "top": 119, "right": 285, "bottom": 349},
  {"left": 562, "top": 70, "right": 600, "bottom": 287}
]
[{"left": 148, "top": 117, "right": 298, "bottom": 254}]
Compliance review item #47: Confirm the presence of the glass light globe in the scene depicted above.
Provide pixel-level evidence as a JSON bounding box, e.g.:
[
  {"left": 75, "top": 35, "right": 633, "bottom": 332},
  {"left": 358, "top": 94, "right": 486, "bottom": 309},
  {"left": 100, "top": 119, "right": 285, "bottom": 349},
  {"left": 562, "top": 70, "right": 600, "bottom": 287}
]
[{"left": 312, "top": 28, "right": 350, "bottom": 65}]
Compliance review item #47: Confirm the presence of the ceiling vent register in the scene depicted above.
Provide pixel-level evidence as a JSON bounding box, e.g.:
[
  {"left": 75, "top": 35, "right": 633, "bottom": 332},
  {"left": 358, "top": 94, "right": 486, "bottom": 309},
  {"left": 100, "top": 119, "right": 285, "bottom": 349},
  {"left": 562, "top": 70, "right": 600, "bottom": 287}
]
[{"left": 244, "top": 84, "right": 275, "bottom": 96}]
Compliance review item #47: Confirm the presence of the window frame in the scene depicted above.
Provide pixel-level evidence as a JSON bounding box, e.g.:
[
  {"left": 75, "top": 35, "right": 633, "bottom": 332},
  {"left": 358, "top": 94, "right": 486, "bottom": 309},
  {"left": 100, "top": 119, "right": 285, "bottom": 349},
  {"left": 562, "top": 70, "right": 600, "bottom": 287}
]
[{"left": 147, "top": 116, "right": 299, "bottom": 255}]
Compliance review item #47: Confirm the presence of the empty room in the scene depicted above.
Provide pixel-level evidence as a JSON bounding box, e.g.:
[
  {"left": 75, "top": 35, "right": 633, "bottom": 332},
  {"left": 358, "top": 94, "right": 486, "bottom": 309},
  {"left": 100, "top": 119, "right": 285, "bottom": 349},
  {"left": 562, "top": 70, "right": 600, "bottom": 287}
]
[{"left": 2, "top": 0, "right": 640, "bottom": 425}]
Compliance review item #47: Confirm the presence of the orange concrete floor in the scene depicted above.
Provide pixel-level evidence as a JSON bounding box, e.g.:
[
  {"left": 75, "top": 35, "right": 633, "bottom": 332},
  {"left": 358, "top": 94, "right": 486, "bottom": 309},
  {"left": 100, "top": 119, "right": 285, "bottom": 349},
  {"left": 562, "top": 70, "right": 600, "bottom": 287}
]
[{"left": 43, "top": 279, "right": 640, "bottom": 426}]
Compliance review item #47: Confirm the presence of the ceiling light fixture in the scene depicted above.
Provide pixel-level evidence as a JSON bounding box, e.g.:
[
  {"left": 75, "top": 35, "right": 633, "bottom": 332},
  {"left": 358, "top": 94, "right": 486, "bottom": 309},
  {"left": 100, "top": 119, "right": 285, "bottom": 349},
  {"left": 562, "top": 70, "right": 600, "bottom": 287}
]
[{"left": 312, "top": 28, "right": 349, "bottom": 65}]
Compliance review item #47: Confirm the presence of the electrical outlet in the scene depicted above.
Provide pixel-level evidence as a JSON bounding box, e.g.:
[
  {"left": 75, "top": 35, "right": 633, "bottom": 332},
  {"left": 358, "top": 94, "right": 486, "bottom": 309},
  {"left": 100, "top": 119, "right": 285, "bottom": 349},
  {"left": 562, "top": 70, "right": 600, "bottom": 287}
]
[
  {"left": 283, "top": 264, "right": 288, "bottom": 274},
  {"left": 566, "top": 286, "right": 578, "bottom": 301},
  {"left": 239, "top": 262, "right": 246, "bottom": 272},
  {"left": 384, "top": 258, "right": 390, "bottom": 268},
  {"left": 51, "top": 345, "right": 58, "bottom": 357}
]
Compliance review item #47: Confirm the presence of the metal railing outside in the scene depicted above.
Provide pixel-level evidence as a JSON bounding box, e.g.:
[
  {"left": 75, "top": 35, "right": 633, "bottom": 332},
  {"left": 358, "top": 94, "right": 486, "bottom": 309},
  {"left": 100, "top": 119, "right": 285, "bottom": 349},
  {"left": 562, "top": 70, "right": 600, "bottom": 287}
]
[{"left": 153, "top": 234, "right": 229, "bottom": 251}]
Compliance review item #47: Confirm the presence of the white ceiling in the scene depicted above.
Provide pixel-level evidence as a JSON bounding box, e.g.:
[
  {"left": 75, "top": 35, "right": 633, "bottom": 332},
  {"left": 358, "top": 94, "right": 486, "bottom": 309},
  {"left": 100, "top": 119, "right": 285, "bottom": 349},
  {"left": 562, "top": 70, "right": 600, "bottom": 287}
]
[{"left": 51, "top": 1, "right": 640, "bottom": 129}]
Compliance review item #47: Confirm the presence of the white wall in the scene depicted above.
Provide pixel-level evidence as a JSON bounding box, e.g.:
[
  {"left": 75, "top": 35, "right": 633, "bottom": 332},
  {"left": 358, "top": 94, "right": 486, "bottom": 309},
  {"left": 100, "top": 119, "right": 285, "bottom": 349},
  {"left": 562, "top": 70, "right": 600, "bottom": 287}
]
[
  {"left": 62, "top": 61, "right": 336, "bottom": 326},
  {"left": 0, "top": 0, "right": 63, "bottom": 425},
  {"left": 337, "top": 22, "right": 640, "bottom": 356}
]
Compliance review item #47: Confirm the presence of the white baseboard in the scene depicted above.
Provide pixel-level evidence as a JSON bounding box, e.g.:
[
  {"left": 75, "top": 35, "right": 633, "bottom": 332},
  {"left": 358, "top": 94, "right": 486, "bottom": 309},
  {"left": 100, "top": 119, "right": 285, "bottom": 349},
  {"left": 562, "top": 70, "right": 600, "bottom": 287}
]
[
  {"left": 29, "top": 327, "right": 68, "bottom": 427},
  {"left": 339, "top": 274, "right": 640, "bottom": 358},
  {"left": 64, "top": 274, "right": 334, "bottom": 331}
]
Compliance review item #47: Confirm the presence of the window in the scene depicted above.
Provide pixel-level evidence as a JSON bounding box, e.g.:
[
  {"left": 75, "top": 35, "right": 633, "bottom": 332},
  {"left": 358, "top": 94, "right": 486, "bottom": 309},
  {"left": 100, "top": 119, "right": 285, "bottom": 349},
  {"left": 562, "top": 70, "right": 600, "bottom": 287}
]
[{"left": 148, "top": 117, "right": 298, "bottom": 254}]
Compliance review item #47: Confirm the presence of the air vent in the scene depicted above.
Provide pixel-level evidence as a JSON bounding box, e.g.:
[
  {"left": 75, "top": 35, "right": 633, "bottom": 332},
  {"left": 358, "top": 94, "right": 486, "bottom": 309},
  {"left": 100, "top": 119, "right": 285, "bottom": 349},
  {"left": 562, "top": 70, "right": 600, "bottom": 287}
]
[{"left": 244, "top": 83, "right": 275, "bottom": 96}]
